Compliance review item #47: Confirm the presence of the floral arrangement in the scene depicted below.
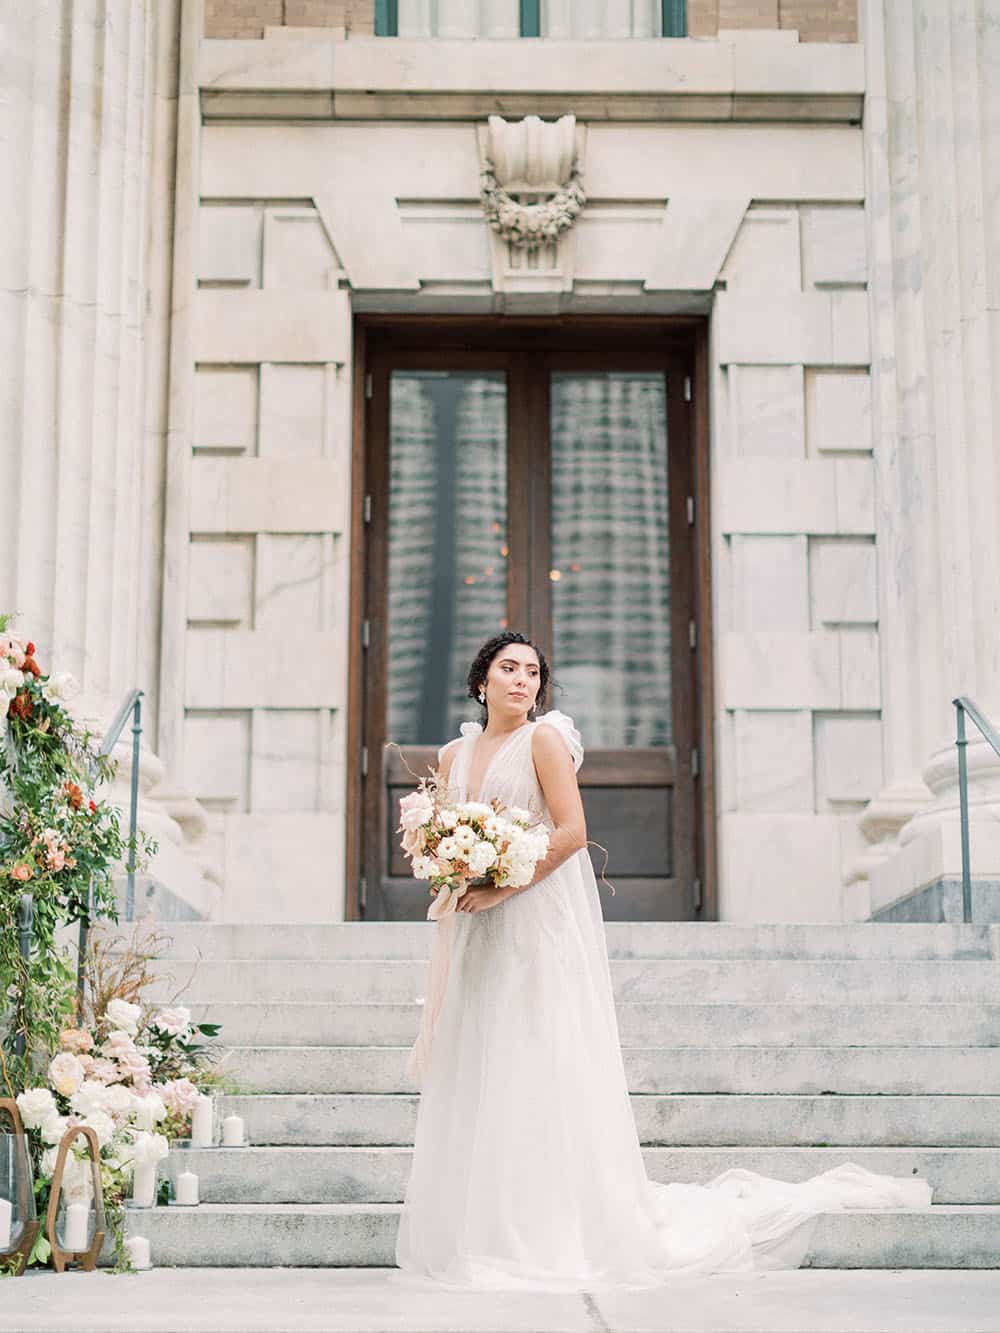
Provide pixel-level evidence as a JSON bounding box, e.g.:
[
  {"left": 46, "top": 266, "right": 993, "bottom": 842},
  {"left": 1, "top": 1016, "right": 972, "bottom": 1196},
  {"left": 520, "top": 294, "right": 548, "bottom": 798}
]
[
  {"left": 0, "top": 614, "right": 158, "bottom": 1081},
  {"left": 398, "top": 771, "right": 550, "bottom": 920},
  {"left": 480, "top": 160, "right": 586, "bottom": 252},
  {"left": 11, "top": 961, "right": 222, "bottom": 1271}
]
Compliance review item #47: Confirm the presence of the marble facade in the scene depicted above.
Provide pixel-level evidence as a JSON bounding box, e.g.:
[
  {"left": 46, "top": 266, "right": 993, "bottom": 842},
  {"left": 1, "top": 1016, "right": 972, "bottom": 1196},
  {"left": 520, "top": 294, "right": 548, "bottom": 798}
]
[{"left": 2, "top": 2, "right": 996, "bottom": 923}]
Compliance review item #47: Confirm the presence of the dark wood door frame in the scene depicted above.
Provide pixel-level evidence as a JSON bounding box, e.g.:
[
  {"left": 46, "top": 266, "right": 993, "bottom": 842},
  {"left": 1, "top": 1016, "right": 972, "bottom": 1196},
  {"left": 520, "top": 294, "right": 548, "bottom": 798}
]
[{"left": 344, "top": 315, "right": 718, "bottom": 921}]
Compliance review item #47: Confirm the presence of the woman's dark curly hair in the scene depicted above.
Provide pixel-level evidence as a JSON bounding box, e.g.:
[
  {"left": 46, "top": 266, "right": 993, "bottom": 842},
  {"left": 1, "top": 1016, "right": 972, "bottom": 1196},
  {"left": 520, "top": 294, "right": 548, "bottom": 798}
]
[{"left": 467, "top": 631, "right": 551, "bottom": 720}]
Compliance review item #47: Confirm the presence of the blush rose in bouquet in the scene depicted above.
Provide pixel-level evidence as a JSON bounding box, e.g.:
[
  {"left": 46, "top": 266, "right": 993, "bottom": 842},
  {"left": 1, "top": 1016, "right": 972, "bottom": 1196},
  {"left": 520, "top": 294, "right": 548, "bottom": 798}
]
[{"left": 398, "top": 776, "right": 550, "bottom": 920}]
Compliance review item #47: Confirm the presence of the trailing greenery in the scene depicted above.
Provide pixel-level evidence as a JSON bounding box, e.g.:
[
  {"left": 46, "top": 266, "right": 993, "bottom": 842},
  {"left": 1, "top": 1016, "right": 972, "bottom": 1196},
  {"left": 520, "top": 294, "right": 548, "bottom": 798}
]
[{"left": 0, "top": 611, "right": 157, "bottom": 1094}]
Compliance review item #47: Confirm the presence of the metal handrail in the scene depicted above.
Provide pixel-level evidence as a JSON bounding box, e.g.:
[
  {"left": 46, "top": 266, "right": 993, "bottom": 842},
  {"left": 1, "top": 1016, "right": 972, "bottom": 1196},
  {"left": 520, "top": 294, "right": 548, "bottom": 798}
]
[
  {"left": 952, "top": 695, "right": 1000, "bottom": 923},
  {"left": 76, "top": 689, "right": 145, "bottom": 1011}
]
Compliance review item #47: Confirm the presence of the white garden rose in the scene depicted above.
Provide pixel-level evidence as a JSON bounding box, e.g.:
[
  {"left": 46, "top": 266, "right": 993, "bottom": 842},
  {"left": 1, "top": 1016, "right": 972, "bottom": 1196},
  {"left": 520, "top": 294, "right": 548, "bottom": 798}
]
[
  {"left": 124, "top": 1129, "right": 170, "bottom": 1169},
  {"left": 40, "top": 670, "right": 78, "bottom": 703},
  {"left": 507, "top": 806, "right": 533, "bottom": 824},
  {"left": 82, "top": 1109, "right": 115, "bottom": 1148},
  {"left": 0, "top": 665, "right": 24, "bottom": 693},
  {"left": 160, "top": 1077, "right": 200, "bottom": 1116},
  {"left": 48, "top": 1051, "right": 85, "bottom": 1096},
  {"left": 150, "top": 1005, "right": 192, "bottom": 1039},
  {"left": 106, "top": 998, "right": 142, "bottom": 1035},
  {"left": 438, "top": 807, "right": 459, "bottom": 829},
  {"left": 100, "top": 1083, "right": 137, "bottom": 1119},
  {"left": 131, "top": 1090, "right": 168, "bottom": 1131},
  {"left": 398, "top": 788, "right": 434, "bottom": 832},
  {"left": 436, "top": 836, "right": 459, "bottom": 861},
  {"left": 39, "top": 1112, "right": 69, "bottom": 1145},
  {"left": 16, "top": 1087, "right": 57, "bottom": 1129},
  {"left": 60, "top": 1151, "right": 94, "bottom": 1204},
  {"left": 70, "top": 1079, "right": 111, "bottom": 1118},
  {"left": 412, "top": 855, "right": 436, "bottom": 880},
  {"left": 468, "top": 843, "right": 498, "bottom": 876},
  {"left": 457, "top": 801, "right": 492, "bottom": 819},
  {"left": 452, "top": 824, "right": 476, "bottom": 849}
]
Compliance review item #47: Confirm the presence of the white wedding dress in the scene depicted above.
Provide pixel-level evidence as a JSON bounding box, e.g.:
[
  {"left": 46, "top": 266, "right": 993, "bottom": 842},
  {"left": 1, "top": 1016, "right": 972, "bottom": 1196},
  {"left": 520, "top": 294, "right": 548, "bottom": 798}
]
[{"left": 393, "top": 710, "right": 933, "bottom": 1292}]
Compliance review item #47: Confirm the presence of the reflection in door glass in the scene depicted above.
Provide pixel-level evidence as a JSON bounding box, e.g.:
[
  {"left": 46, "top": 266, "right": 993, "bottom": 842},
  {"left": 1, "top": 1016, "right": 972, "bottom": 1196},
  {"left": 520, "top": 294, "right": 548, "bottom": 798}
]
[
  {"left": 388, "top": 372, "right": 508, "bottom": 746},
  {"left": 550, "top": 373, "right": 672, "bottom": 747}
]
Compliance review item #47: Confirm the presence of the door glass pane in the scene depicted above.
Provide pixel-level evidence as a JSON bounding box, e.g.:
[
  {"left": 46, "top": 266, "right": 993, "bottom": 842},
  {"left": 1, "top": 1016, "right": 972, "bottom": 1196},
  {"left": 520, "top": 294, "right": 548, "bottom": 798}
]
[
  {"left": 388, "top": 371, "right": 508, "bottom": 745},
  {"left": 550, "top": 372, "right": 672, "bottom": 748}
]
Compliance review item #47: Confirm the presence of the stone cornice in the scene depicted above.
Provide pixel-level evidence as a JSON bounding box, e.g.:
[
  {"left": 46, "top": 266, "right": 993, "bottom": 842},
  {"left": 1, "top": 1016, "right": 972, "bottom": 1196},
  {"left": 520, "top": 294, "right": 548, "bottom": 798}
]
[{"left": 198, "top": 35, "right": 864, "bottom": 123}]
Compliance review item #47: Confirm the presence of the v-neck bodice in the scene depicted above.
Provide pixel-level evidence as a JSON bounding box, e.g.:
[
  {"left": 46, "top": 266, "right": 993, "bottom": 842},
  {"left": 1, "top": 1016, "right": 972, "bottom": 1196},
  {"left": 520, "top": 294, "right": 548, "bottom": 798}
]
[
  {"left": 461, "top": 721, "right": 535, "bottom": 804},
  {"left": 439, "top": 710, "right": 584, "bottom": 828}
]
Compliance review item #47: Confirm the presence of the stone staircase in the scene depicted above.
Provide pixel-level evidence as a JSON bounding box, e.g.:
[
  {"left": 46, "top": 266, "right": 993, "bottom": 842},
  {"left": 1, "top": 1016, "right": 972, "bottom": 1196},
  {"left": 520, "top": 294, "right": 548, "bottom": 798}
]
[{"left": 125, "top": 922, "right": 1000, "bottom": 1268}]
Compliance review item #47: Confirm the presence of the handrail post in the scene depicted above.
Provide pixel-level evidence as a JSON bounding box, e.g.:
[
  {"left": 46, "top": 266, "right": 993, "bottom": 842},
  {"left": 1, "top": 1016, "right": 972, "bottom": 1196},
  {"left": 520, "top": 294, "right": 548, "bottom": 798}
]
[
  {"left": 126, "top": 695, "right": 142, "bottom": 921},
  {"left": 76, "top": 879, "right": 91, "bottom": 1022},
  {"left": 955, "top": 701, "right": 973, "bottom": 924},
  {"left": 15, "top": 893, "right": 33, "bottom": 1058}
]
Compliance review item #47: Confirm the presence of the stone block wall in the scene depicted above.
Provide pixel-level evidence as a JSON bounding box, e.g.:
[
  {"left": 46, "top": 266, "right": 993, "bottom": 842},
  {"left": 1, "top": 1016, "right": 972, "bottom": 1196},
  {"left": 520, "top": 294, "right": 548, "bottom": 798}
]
[
  {"left": 713, "top": 200, "right": 877, "bottom": 922},
  {"left": 205, "top": 0, "right": 374, "bottom": 38},
  {"left": 187, "top": 197, "right": 353, "bottom": 919}
]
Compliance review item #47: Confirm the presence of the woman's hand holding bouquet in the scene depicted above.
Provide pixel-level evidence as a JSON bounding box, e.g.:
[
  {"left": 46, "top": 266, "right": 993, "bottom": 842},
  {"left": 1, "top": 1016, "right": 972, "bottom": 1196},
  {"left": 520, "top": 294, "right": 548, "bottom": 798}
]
[{"left": 397, "top": 773, "right": 550, "bottom": 920}]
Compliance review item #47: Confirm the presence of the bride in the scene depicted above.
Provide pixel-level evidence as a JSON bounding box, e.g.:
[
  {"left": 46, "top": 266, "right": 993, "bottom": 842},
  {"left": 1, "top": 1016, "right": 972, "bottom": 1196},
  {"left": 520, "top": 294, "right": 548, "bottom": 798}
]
[{"left": 393, "top": 631, "right": 933, "bottom": 1292}]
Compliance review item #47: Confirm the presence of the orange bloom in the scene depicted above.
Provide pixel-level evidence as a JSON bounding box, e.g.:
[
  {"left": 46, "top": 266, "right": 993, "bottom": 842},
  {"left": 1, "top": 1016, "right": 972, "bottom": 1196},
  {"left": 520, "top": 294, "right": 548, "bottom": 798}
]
[{"left": 10, "top": 863, "right": 33, "bottom": 882}]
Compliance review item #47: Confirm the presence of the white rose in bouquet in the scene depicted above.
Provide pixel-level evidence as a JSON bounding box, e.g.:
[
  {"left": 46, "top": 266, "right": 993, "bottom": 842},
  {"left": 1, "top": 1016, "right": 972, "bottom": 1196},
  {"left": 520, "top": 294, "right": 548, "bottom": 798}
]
[
  {"left": 399, "top": 788, "right": 434, "bottom": 832},
  {"left": 131, "top": 1090, "right": 168, "bottom": 1131},
  {"left": 106, "top": 997, "right": 142, "bottom": 1035},
  {"left": 82, "top": 1108, "right": 115, "bottom": 1149},
  {"left": 39, "top": 1112, "right": 70, "bottom": 1145},
  {"left": 16, "top": 1087, "right": 57, "bottom": 1129},
  {"left": 150, "top": 1005, "right": 193, "bottom": 1039},
  {"left": 468, "top": 841, "right": 498, "bottom": 876},
  {"left": 70, "top": 1079, "right": 112, "bottom": 1118},
  {"left": 48, "top": 1051, "right": 86, "bottom": 1097},
  {"left": 60, "top": 1151, "right": 95, "bottom": 1205},
  {"left": 101, "top": 1082, "right": 138, "bottom": 1120},
  {"left": 40, "top": 669, "right": 79, "bottom": 704},
  {"left": 122, "top": 1129, "right": 170, "bottom": 1173}
]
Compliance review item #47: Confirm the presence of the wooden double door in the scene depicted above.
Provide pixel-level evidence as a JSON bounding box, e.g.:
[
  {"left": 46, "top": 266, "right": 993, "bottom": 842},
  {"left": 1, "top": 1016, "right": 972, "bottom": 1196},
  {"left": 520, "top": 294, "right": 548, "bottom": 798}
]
[{"left": 350, "top": 318, "right": 715, "bottom": 921}]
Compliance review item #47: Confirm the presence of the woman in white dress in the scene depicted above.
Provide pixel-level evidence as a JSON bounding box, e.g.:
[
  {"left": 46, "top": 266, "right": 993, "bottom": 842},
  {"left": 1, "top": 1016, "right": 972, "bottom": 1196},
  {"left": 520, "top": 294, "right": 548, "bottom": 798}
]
[{"left": 393, "top": 631, "right": 933, "bottom": 1292}]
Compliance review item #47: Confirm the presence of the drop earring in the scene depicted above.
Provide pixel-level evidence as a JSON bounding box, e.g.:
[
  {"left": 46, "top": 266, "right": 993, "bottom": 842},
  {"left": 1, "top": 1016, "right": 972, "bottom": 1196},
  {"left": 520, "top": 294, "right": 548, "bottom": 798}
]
[{"left": 478, "top": 690, "right": 485, "bottom": 704}]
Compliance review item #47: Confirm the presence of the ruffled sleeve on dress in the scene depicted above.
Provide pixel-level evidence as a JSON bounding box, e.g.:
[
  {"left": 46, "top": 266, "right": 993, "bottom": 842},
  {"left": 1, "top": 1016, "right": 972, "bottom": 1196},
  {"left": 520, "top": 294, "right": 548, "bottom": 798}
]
[
  {"left": 438, "top": 721, "right": 481, "bottom": 764},
  {"left": 534, "top": 709, "right": 584, "bottom": 772}
]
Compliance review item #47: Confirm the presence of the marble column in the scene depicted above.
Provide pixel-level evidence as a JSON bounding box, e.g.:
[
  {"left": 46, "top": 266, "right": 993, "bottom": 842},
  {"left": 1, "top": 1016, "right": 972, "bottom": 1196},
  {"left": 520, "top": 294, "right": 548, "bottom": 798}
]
[
  {"left": 855, "top": 0, "right": 1000, "bottom": 917},
  {"left": 0, "top": 0, "right": 218, "bottom": 917}
]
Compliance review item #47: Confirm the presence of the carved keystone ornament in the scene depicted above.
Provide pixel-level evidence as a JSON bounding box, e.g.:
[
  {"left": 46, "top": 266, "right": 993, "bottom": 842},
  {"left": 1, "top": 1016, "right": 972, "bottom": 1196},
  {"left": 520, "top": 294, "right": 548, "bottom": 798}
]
[{"left": 480, "top": 114, "right": 586, "bottom": 252}]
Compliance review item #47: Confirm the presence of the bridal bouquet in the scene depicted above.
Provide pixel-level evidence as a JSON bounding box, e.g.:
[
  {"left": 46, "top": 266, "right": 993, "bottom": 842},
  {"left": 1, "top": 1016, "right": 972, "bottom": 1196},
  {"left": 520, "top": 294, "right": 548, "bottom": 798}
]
[{"left": 398, "top": 777, "right": 550, "bottom": 920}]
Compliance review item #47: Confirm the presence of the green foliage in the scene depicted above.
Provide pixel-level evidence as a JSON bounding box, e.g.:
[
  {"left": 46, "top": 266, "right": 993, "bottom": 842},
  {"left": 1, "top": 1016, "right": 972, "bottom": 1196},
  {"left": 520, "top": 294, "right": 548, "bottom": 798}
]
[{"left": 0, "top": 617, "right": 158, "bottom": 1095}]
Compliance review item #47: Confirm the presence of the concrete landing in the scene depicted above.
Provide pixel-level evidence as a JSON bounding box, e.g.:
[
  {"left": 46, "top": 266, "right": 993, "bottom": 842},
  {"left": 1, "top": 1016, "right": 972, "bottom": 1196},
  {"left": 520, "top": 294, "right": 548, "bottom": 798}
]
[{"left": 5, "top": 1267, "right": 1000, "bottom": 1332}]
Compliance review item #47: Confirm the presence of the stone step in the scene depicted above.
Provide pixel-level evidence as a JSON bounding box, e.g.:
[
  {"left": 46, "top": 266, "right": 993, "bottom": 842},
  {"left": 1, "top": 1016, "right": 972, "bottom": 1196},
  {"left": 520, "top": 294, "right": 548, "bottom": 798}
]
[
  {"left": 164, "top": 1144, "right": 1000, "bottom": 1205},
  {"left": 219, "top": 1044, "right": 1000, "bottom": 1096},
  {"left": 106, "top": 920, "right": 999, "bottom": 961},
  {"left": 214, "top": 1092, "right": 1000, "bottom": 1148},
  {"left": 123, "top": 1202, "right": 1000, "bottom": 1269},
  {"left": 190, "top": 1000, "right": 1000, "bottom": 1047},
  {"left": 149, "top": 958, "right": 1000, "bottom": 1003}
]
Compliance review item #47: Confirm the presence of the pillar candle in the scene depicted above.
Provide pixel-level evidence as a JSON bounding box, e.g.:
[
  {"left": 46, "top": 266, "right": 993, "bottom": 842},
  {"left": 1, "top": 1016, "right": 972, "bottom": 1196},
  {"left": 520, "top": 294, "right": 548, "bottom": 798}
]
[
  {"left": 0, "top": 1197, "right": 11, "bottom": 1249},
  {"left": 131, "top": 1160, "right": 156, "bottom": 1207},
  {"left": 63, "top": 1201, "right": 90, "bottom": 1251},
  {"left": 125, "top": 1234, "right": 152, "bottom": 1269},
  {"left": 222, "top": 1114, "right": 244, "bottom": 1146},
  {"left": 175, "top": 1170, "right": 198, "bottom": 1205},
  {"left": 190, "top": 1093, "right": 213, "bottom": 1147}
]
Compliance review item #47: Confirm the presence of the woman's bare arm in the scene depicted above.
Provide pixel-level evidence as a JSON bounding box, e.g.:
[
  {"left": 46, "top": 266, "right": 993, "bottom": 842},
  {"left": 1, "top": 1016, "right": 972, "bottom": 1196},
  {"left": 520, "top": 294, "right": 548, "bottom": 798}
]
[{"left": 506, "top": 725, "right": 587, "bottom": 896}]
